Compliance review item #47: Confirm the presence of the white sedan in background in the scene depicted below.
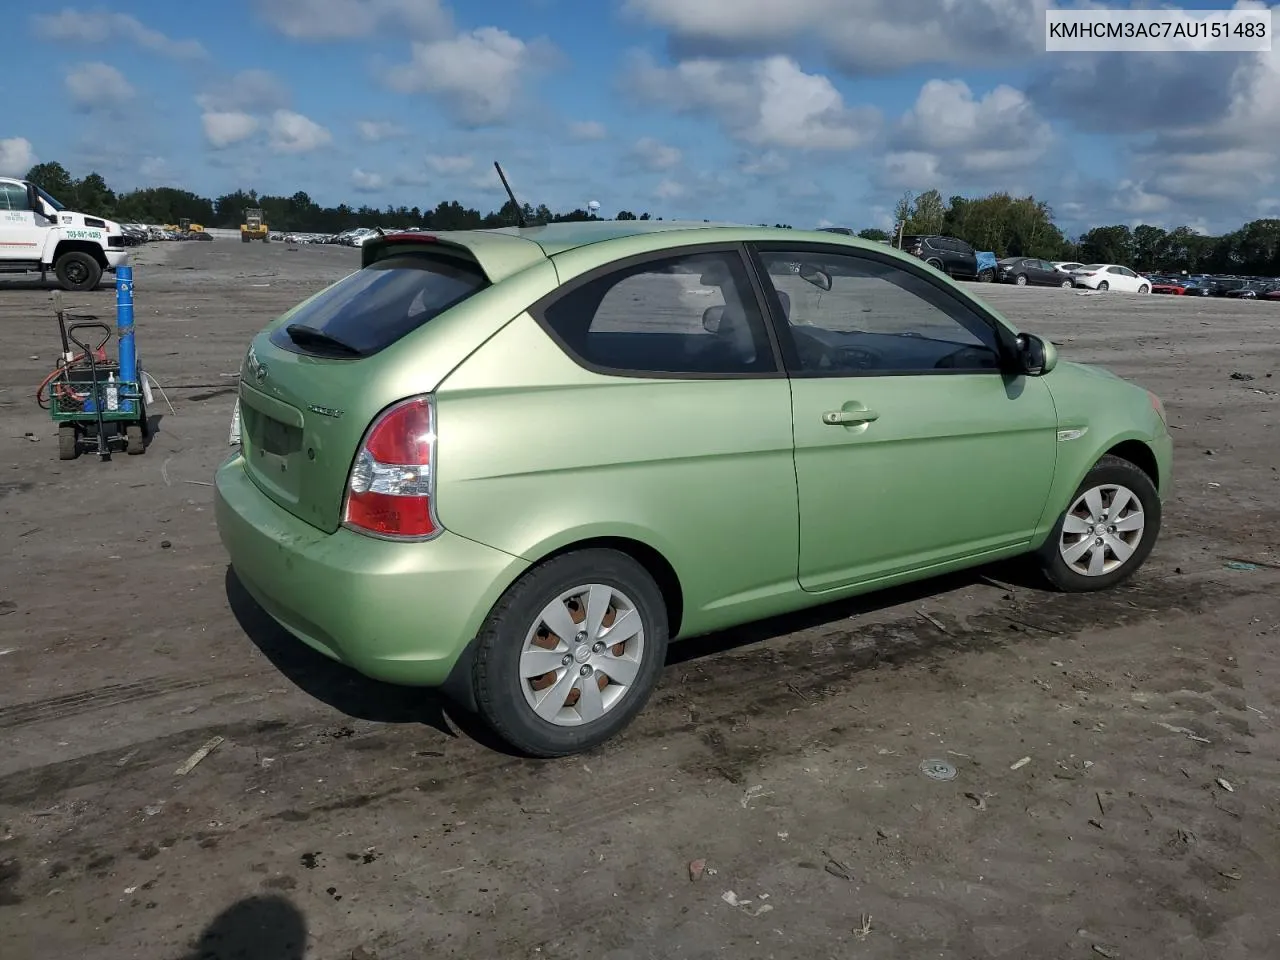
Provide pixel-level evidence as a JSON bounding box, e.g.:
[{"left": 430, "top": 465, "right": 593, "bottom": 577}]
[{"left": 1070, "top": 263, "right": 1152, "bottom": 293}]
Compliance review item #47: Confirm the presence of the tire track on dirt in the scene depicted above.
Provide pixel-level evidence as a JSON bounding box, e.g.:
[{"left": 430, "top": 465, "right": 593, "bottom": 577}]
[{"left": 0, "top": 669, "right": 268, "bottom": 730}]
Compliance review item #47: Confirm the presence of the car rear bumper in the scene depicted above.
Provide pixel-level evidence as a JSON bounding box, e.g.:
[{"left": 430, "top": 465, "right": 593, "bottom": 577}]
[{"left": 214, "top": 452, "right": 528, "bottom": 687}]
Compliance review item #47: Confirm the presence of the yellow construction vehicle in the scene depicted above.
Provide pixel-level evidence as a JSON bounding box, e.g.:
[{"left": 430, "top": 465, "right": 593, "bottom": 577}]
[{"left": 240, "top": 208, "right": 269, "bottom": 243}]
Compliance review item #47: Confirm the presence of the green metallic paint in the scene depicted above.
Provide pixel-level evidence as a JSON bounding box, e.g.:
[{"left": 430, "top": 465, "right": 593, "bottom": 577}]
[
  {"left": 215, "top": 220, "right": 1174, "bottom": 690},
  {"left": 789, "top": 372, "right": 1059, "bottom": 592},
  {"left": 433, "top": 312, "right": 801, "bottom": 640},
  {"left": 216, "top": 450, "right": 529, "bottom": 685}
]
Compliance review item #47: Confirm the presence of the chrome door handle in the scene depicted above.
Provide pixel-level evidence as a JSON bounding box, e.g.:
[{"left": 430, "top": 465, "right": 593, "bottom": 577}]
[{"left": 822, "top": 408, "right": 879, "bottom": 425}]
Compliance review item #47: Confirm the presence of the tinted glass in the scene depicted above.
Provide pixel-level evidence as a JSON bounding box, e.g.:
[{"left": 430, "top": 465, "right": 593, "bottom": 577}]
[
  {"left": 268, "top": 252, "right": 487, "bottom": 357},
  {"left": 539, "top": 250, "right": 775, "bottom": 376},
  {"left": 758, "top": 248, "right": 1003, "bottom": 375}
]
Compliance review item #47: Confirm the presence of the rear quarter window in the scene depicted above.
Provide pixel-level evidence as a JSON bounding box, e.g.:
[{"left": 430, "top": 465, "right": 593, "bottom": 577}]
[{"left": 268, "top": 252, "right": 488, "bottom": 357}]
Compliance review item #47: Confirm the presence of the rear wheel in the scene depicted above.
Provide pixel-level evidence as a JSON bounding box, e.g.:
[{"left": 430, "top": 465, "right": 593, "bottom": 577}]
[
  {"left": 54, "top": 251, "right": 102, "bottom": 292},
  {"left": 925, "top": 258, "right": 944, "bottom": 271},
  {"left": 1097, "top": 280, "right": 1109, "bottom": 291},
  {"left": 1060, "top": 278, "right": 1073, "bottom": 288},
  {"left": 1138, "top": 284, "right": 1150, "bottom": 294},
  {"left": 472, "top": 549, "right": 669, "bottom": 757},
  {"left": 1036, "top": 454, "right": 1160, "bottom": 592},
  {"left": 58, "top": 424, "right": 78, "bottom": 460}
]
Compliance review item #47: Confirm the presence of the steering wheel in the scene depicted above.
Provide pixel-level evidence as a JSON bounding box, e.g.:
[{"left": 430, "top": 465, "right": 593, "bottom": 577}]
[
  {"left": 834, "top": 346, "right": 879, "bottom": 371},
  {"left": 935, "top": 345, "right": 997, "bottom": 370}
]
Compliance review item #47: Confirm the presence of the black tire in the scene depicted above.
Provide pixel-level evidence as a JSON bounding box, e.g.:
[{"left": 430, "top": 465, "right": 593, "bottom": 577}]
[
  {"left": 977, "top": 268, "right": 994, "bottom": 283},
  {"left": 241, "top": 235, "right": 250, "bottom": 243},
  {"left": 1015, "top": 273, "right": 1028, "bottom": 286},
  {"left": 925, "top": 258, "right": 944, "bottom": 271},
  {"left": 472, "top": 549, "right": 670, "bottom": 758},
  {"left": 58, "top": 425, "right": 78, "bottom": 460},
  {"left": 1138, "top": 284, "right": 1150, "bottom": 294},
  {"left": 1036, "top": 454, "right": 1161, "bottom": 593},
  {"left": 1097, "top": 280, "right": 1109, "bottom": 291},
  {"left": 125, "top": 424, "right": 144, "bottom": 455},
  {"left": 54, "top": 251, "right": 103, "bottom": 292},
  {"left": 1060, "top": 278, "right": 1072, "bottom": 288}
]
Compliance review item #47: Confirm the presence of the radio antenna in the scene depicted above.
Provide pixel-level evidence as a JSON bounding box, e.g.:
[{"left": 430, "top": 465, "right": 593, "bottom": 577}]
[{"left": 494, "top": 161, "right": 528, "bottom": 227}]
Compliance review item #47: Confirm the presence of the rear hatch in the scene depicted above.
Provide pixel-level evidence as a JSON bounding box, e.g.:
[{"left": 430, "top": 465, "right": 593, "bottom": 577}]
[{"left": 235, "top": 231, "right": 551, "bottom": 533}]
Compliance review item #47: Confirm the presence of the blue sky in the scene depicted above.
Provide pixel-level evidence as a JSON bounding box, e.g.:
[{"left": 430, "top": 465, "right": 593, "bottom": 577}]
[{"left": 2, "top": 0, "right": 1277, "bottom": 235}]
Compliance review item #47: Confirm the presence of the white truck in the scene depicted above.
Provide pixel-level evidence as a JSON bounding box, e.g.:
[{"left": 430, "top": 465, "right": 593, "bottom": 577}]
[{"left": 0, "top": 176, "right": 130, "bottom": 291}]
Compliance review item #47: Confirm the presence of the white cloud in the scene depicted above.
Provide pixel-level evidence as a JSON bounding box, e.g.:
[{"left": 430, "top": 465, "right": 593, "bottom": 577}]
[
  {"left": 424, "top": 154, "right": 475, "bottom": 175},
  {"left": 253, "top": 0, "right": 452, "bottom": 40},
  {"left": 383, "top": 27, "right": 557, "bottom": 126},
  {"left": 568, "top": 120, "right": 608, "bottom": 141},
  {"left": 356, "top": 120, "right": 408, "bottom": 142},
  {"left": 654, "top": 178, "right": 687, "bottom": 200},
  {"left": 880, "top": 79, "right": 1052, "bottom": 189},
  {"left": 138, "top": 156, "right": 174, "bottom": 182},
  {"left": 202, "top": 112, "right": 259, "bottom": 149},
  {"left": 0, "top": 137, "right": 36, "bottom": 175},
  {"left": 623, "top": 0, "right": 1047, "bottom": 73},
  {"left": 628, "top": 52, "right": 879, "bottom": 150},
  {"left": 630, "top": 137, "right": 682, "bottom": 171},
  {"left": 31, "top": 9, "right": 208, "bottom": 59},
  {"left": 739, "top": 150, "right": 790, "bottom": 176},
  {"left": 196, "top": 69, "right": 291, "bottom": 114},
  {"left": 352, "top": 168, "right": 386, "bottom": 192},
  {"left": 64, "top": 62, "right": 135, "bottom": 110},
  {"left": 267, "top": 110, "right": 332, "bottom": 154}
]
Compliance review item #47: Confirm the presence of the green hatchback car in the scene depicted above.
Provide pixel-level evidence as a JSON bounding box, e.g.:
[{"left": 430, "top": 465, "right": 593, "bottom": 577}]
[{"left": 215, "top": 222, "right": 1173, "bottom": 756}]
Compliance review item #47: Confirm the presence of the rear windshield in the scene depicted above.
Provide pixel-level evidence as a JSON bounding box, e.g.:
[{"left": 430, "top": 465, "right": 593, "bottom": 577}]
[{"left": 269, "top": 252, "right": 487, "bottom": 357}]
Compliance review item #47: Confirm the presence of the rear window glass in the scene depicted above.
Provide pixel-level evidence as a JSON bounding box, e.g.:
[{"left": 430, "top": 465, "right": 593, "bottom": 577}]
[{"left": 268, "top": 252, "right": 487, "bottom": 357}]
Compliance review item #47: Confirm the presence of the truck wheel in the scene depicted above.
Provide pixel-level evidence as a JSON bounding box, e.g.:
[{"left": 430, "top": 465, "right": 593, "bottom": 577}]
[
  {"left": 58, "top": 425, "right": 79, "bottom": 460},
  {"left": 54, "top": 251, "right": 103, "bottom": 292},
  {"left": 241, "top": 234, "right": 250, "bottom": 243}
]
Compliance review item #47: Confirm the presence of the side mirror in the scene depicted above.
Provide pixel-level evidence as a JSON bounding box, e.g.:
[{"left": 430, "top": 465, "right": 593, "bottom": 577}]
[
  {"left": 798, "top": 264, "right": 832, "bottom": 291},
  {"left": 1016, "top": 332, "right": 1057, "bottom": 376}
]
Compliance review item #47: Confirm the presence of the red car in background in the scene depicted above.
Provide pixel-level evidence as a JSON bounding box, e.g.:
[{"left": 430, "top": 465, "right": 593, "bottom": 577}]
[{"left": 1150, "top": 277, "right": 1190, "bottom": 294}]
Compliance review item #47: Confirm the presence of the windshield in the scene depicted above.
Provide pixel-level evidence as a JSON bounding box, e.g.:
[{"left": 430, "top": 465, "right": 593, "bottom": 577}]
[
  {"left": 36, "top": 186, "right": 66, "bottom": 212},
  {"left": 267, "top": 252, "right": 488, "bottom": 357}
]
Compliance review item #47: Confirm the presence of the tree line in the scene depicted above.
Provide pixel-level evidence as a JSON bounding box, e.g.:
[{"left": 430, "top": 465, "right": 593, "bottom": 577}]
[
  {"left": 19, "top": 162, "right": 1279, "bottom": 277},
  {"left": 887, "top": 188, "right": 1280, "bottom": 278}
]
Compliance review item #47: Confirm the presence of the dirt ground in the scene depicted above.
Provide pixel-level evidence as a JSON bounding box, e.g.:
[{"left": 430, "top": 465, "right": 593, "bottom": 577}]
[{"left": 1, "top": 240, "right": 1278, "bottom": 960}]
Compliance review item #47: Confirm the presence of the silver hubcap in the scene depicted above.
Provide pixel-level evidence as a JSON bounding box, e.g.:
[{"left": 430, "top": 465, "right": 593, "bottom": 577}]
[
  {"left": 1059, "top": 483, "right": 1145, "bottom": 577},
  {"left": 519, "top": 583, "right": 646, "bottom": 727}
]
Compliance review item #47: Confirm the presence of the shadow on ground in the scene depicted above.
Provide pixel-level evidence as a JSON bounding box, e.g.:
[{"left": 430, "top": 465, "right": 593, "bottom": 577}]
[{"left": 178, "top": 894, "right": 306, "bottom": 960}]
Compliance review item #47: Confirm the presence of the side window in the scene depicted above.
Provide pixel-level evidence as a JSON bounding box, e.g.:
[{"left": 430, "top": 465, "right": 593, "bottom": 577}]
[
  {"left": 538, "top": 249, "right": 776, "bottom": 376},
  {"left": 1107, "top": 266, "right": 1123, "bottom": 274},
  {"left": 756, "top": 248, "right": 1004, "bottom": 376},
  {"left": 0, "top": 183, "right": 28, "bottom": 211}
]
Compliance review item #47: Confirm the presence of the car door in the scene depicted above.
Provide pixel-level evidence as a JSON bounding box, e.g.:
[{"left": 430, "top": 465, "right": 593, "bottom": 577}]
[
  {"left": 1105, "top": 266, "right": 1134, "bottom": 292},
  {"left": 0, "top": 181, "right": 40, "bottom": 259},
  {"left": 748, "top": 242, "right": 1060, "bottom": 593},
  {"left": 1033, "top": 260, "right": 1060, "bottom": 285}
]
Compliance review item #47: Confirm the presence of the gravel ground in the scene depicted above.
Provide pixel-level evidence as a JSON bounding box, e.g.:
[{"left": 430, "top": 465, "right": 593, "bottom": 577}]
[{"left": 1, "top": 239, "right": 1278, "bottom": 960}]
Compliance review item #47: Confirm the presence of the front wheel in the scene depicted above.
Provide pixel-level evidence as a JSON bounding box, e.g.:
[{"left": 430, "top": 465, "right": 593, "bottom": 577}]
[
  {"left": 1036, "top": 454, "right": 1161, "bottom": 592},
  {"left": 977, "top": 268, "right": 995, "bottom": 283},
  {"left": 54, "top": 251, "right": 103, "bottom": 292},
  {"left": 1015, "top": 273, "right": 1028, "bottom": 286},
  {"left": 472, "top": 549, "right": 669, "bottom": 757}
]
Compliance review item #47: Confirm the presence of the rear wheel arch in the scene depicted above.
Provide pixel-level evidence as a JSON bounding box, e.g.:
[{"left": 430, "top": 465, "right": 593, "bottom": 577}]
[{"left": 524, "top": 536, "right": 685, "bottom": 639}]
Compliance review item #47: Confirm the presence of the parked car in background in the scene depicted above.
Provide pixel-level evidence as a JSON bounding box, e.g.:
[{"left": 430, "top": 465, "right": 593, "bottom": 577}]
[
  {"left": 998, "top": 257, "right": 1075, "bottom": 287},
  {"left": 216, "top": 221, "right": 1172, "bottom": 757},
  {"left": 1263, "top": 286, "right": 1280, "bottom": 301},
  {"left": 1054, "top": 262, "right": 1085, "bottom": 273},
  {"left": 1070, "top": 264, "right": 1152, "bottom": 293},
  {"left": 900, "top": 235, "right": 982, "bottom": 280},
  {"left": 1150, "top": 276, "right": 1190, "bottom": 294},
  {"left": 1225, "top": 280, "right": 1277, "bottom": 299}
]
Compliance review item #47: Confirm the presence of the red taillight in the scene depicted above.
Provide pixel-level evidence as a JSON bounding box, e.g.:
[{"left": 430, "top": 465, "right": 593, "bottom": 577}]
[{"left": 342, "top": 395, "right": 440, "bottom": 539}]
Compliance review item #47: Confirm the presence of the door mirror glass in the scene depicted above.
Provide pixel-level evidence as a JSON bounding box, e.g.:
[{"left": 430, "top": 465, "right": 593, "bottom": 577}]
[
  {"left": 797, "top": 264, "right": 832, "bottom": 291},
  {"left": 1017, "top": 332, "right": 1057, "bottom": 376}
]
